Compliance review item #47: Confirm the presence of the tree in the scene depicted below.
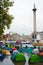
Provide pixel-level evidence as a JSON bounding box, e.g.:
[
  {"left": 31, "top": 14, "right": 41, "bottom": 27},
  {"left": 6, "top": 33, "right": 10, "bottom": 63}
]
[{"left": 0, "top": 0, "right": 14, "bottom": 40}]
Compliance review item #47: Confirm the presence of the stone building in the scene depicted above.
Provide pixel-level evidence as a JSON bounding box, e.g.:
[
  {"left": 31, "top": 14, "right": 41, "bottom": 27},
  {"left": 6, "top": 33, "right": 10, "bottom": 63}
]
[{"left": 3, "top": 33, "right": 31, "bottom": 42}]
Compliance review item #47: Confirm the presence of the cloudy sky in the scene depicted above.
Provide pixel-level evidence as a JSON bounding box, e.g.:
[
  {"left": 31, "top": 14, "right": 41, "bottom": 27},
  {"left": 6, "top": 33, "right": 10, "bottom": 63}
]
[{"left": 4, "top": 0, "right": 43, "bottom": 35}]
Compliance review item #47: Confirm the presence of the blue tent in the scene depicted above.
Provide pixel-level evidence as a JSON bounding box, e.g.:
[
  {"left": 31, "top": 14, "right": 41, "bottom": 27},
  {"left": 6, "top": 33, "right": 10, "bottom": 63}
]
[
  {"left": 26, "top": 48, "right": 33, "bottom": 53},
  {"left": 18, "top": 47, "right": 26, "bottom": 53},
  {"left": 0, "top": 53, "right": 5, "bottom": 61}
]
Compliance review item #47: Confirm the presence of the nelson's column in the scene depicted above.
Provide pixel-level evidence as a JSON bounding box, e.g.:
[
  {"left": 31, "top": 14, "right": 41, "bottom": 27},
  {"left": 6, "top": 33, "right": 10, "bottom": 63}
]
[{"left": 32, "top": 4, "right": 37, "bottom": 40}]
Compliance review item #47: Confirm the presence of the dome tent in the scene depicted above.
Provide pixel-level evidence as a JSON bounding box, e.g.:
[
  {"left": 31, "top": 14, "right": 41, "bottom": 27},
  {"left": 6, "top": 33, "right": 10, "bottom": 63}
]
[
  {"left": 18, "top": 47, "right": 26, "bottom": 53},
  {"left": 0, "top": 53, "right": 5, "bottom": 61},
  {"left": 26, "top": 48, "right": 33, "bottom": 54},
  {"left": 11, "top": 50, "right": 19, "bottom": 61},
  {"left": 33, "top": 48, "right": 39, "bottom": 54},
  {"left": 28, "top": 54, "right": 41, "bottom": 64},
  {"left": 11, "top": 53, "right": 26, "bottom": 65},
  {"left": 14, "top": 53, "right": 26, "bottom": 62},
  {"left": 2, "top": 50, "right": 10, "bottom": 56}
]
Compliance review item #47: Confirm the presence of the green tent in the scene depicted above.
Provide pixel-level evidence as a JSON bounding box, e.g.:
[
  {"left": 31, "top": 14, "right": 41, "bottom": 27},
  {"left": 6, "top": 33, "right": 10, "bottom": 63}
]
[
  {"left": 28, "top": 54, "right": 41, "bottom": 64},
  {"left": 14, "top": 53, "right": 26, "bottom": 62}
]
